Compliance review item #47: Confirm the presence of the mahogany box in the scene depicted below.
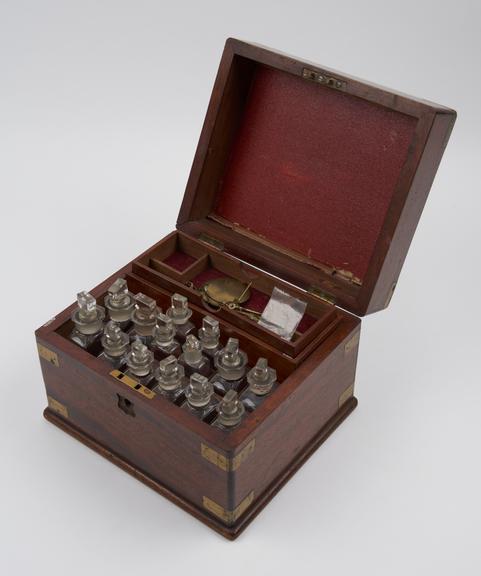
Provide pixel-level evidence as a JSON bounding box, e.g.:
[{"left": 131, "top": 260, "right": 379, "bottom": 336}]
[{"left": 35, "top": 38, "right": 456, "bottom": 539}]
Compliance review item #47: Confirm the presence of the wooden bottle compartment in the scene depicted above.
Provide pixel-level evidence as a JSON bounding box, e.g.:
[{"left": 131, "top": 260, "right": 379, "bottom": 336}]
[
  {"left": 36, "top": 250, "right": 360, "bottom": 539},
  {"left": 133, "top": 230, "right": 338, "bottom": 358}
]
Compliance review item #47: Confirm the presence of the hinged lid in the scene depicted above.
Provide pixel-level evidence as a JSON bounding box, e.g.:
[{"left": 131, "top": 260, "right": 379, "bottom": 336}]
[{"left": 177, "top": 38, "right": 456, "bottom": 315}]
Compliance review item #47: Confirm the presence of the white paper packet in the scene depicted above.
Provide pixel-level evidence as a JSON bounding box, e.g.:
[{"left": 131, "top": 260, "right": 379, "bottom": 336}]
[{"left": 258, "top": 287, "right": 307, "bottom": 341}]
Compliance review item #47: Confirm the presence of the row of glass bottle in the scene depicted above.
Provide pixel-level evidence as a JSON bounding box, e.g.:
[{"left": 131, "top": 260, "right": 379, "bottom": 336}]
[{"left": 69, "top": 278, "right": 278, "bottom": 429}]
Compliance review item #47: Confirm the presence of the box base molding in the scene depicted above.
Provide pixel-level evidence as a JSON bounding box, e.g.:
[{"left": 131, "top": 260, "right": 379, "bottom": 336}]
[{"left": 43, "top": 396, "right": 358, "bottom": 540}]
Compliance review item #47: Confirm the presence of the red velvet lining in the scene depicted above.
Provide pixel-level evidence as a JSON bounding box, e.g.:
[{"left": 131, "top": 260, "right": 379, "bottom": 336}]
[
  {"left": 296, "top": 312, "right": 316, "bottom": 334},
  {"left": 163, "top": 251, "right": 197, "bottom": 272},
  {"left": 191, "top": 267, "right": 316, "bottom": 334},
  {"left": 214, "top": 66, "right": 418, "bottom": 281}
]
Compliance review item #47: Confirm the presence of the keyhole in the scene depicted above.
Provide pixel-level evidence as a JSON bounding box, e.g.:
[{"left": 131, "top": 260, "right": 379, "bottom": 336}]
[{"left": 117, "top": 394, "right": 135, "bottom": 417}]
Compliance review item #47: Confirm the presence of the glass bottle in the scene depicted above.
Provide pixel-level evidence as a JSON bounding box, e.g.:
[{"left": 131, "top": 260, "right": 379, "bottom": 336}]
[
  {"left": 151, "top": 313, "right": 181, "bottom": 360},
  {"left": 198, "top": 315, "right": 221, "bottom": 363},
  {"left": 211, "top": 338, "right": 248, "bottom": 396},
  {"left": 99, "top": 320, "right": 130, "bottom": 369},
  {"left": 130, "top": 292, "right": 159, "bottom": 345},
  {"left": 70, "top": 291, "right": 106, "bottom": 350},
  {"left": 153, "top": 355, "right": 187, "bottom": 404},
  {"left": 104, "top": 278, "right": 135, "bottom": 330},
  {"left": 166, "top": 293, "right": 195, "bottom": 343},
  {"left": 178, "top": 334, "right": 211, "bottom": 377},
  {"left": 182, "top": 373, "right": 219, "bottom": 421},
  {"left": 240, "top": 358, "right": 278, "bottom": 412},
  {"left": 125, "top": 338, "right": 155, "bottom": 387},
  {"left": 212, "top": 390, "right": 245, "bottom": 430}
]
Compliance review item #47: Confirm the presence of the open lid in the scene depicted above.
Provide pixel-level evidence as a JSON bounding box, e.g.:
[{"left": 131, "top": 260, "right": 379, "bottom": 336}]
[{"left": 177, "top": 39, "right": 456, "bottom": 316}]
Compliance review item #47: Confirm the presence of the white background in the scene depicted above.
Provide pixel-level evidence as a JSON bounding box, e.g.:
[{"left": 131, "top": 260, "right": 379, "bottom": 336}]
[{"left": 1, "top": 1, "right": 480, "bottom": 574}]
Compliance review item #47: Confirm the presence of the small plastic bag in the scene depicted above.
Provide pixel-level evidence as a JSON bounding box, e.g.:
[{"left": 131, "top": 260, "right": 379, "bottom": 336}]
[{"left": 258, "top": 287, "right": 307, "bottom": 341}]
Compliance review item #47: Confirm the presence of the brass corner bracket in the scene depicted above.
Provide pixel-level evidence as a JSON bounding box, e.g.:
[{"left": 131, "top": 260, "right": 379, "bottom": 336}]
[
  {"left": 47, "top": 396, "right": 69, "bottom": 419},
  {"left": 37, "top": 343, "right": 59, "bottom": 367},
  {"left": 203, "top": 491, "right": 254, "bottom": 525},
  {"left": 201, "top": 439, "right": 256, "bottom": 472}
]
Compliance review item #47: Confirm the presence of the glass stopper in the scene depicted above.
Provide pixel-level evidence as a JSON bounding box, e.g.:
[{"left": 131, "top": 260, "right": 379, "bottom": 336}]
[
  {"left": 107, "top": 278, "right": 130, "bottom": 305},
  {"left": 101, "top": 320, "right": 129, "bottom": 357},
  {"left": 155, "top": 355, "right": 184, "bottom": 391},
  {"left": 185, "top": 373, "right": 213, "bottom": 408},
  {"left": 222, "top": 338, "right": 241, "bottom": 367},
  {"left": 217, "top": 390, "right": 245, "bottom": 427},
  {"left": 72, "top": 291, "right": 105, "bottom": 335},
  {"left": 104, "top": 320, "right": 122, "bottom": 342},
  {"left": 182, "top": 334, "right": 203, "bottom": 364},
  {"left": 214, "top": 337, "right": 248, "bottom": 380},
  {"left": 167, "top": 293, "right": 192, "bottom": 324},
  {"left": 134, "top": 293, "right": 157, "bottom": 319},
  {"left": 77, "top": 291, "right": 97, "bottom": 320},
  {"left": 126, "top": 338, "right": 153, "bottom": 376},
  {"left": 198, "top": 315, "right": 220, "bottom": 349},
  {"left": 153, "top": 313, "right": 176, "bottom": 344},
  {"left": 247, "top": 358, "right": 277, "bottom": 395}
]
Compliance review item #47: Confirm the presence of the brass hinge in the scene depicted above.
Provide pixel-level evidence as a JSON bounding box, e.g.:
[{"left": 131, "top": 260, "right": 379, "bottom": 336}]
[
  {"left": 203, "top": 491, "right": 254, "bottom": 525},
  {"left": 201, "top": 439, "right": 256, "bottom": 472},
  {"left": 47, "top": 396, "right": 69, "bottom": 418},
  {"left": 198, "top": 233, "right": 224, "bottom": 251},
  {"left": 110, "top": 370, "right": 156, "bottom": 399},
  {"left": 308, "top": 286, "right": 336, "bottom": 306},
  {"left": 37, "top": 343, "right": 59, "bottom": 367},
  {"left": 302, "top": 68, "right": 345, "bottom": 90}
]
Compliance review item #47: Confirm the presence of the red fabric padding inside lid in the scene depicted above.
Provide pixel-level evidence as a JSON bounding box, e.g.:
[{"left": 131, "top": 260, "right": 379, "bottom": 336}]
[{"left": 214, "top": 66, "right": 417, "bottom": 281}]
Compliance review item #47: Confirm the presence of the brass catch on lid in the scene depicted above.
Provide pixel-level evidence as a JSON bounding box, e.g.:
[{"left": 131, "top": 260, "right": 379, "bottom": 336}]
[{"left": 302, "top": 68, "right": 345, "bottom": 90}]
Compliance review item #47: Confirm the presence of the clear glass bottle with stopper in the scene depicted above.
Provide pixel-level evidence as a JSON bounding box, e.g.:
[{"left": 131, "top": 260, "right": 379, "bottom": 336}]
[
  {"left": 130, "top": 293, "right": 159, "bottom": 345},
  {"left": 240, "top": 358, "right": 278, "bottom": 412},
  {"left": 153, "top": 355, "right": 187, "bottom": 404},
  {"left": 151, "top": 313, "right": 181, "bottom": 360},
  {"left": 166, "top": 293, "right": 195, "bottom": 343},
  {"left": 104, "top": 278, "right": 135, "bottom": 329},
  {"left": 178, "top": 334, "right": 211, "bottom": 377},
  {"left": 198, "top": 315, "right": 221, "bottom": 363},
  {"left": 182, "top": 373, "right": 219, "bottom": 421},
  {"left": 70, "top": 291, "right": 106, "bottom": 350},
  {"left": 211, "top": 337, "right": 248, "bottom": 395},
  {"left": 213, "top": 390, "right": 245, "bottom": 430},
  {"left": 100, "top": 320, "right": 130, "bottom": 368},
  {"left": 125, "top": 338, "right": 155, "bottom": 387}
]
